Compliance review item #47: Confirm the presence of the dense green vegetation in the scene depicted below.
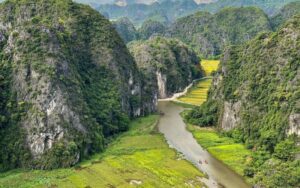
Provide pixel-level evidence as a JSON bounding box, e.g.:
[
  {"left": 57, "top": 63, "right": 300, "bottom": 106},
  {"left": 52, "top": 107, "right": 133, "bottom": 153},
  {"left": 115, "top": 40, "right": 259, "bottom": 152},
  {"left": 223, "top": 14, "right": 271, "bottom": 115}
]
[
  {"left": 98, "top": 0, "right": 199, "bottom": 26},
  {"left": 129, "top": 37, "right": 202, "bottom": 99},
  {"left": 271, "top": 1, "right": 300, "bottom": 29},
  {"left": 0, "top": 0, "right": 151, "bottom": 171},
  {"left": 0, "top": 47, "right": 30, "bottom": 171},
  {"left": 97, "top": 0, "right": 300, "bottom": 26},
  {"left": 0, "top": 0, "right": 299, "bottom": 186},
  {"left": 186, "top": 14, "right": 300, "bottom": 187},
  {"left": 0, "top": 115, "right": 206, "bottom": 188},
  {"left": 112, "top": 18, "right": 166, "bottom": 43},
  {"left": 138, "top": 19, "right": 166, "bottom": 40},
  {"left": 187, "top": 100, "right": 220, "bottom": 126},
  {"left": 112, "top": 17, "right": 139, "bottom": 43},
  {"left": 112, "top": 3, "right": 300, "bottom": 53},
  {"left": 168, "top": 7, "right": 271, "bottom": 58},
  {"left": 199, "top": 0, "right": 300, "bottom": 15}
]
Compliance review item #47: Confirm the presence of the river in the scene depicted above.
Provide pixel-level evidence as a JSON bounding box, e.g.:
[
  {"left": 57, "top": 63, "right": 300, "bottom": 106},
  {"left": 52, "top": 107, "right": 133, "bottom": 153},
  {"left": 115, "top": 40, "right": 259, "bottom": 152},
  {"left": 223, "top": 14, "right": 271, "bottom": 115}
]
[{"left": 158, "top": 101, "right": 250, "bottom": 188}]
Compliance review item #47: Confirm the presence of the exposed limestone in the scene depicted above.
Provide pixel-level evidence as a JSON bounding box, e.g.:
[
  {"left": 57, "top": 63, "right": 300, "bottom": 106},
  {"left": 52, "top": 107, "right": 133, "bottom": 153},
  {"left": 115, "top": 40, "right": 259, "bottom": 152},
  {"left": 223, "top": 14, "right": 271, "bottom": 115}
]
[
  {"left": 129, "top": 37, "right": 202, "bottom": 103},
  {"left": 221, "top": 101, "right": 241, "bottom": 131},
  {"left": 288, "top": 114, "right": 300, "bottom": 136},
  {"left": 0, "top": 0, "right": 155, "bottom": 170},
  {"left": 156, "top": 70, "right": 167, "bottom": 99}
]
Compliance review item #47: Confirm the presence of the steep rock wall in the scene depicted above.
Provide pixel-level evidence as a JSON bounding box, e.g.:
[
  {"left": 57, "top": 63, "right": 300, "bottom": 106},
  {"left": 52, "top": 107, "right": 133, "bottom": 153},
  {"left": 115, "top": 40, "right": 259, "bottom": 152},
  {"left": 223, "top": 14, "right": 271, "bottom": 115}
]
[
  {"left": 129, "top": 37, "right": 202, "bottom": 103},
  {"left": 0, "top": 0, "right": 152, "bottom": 170}
]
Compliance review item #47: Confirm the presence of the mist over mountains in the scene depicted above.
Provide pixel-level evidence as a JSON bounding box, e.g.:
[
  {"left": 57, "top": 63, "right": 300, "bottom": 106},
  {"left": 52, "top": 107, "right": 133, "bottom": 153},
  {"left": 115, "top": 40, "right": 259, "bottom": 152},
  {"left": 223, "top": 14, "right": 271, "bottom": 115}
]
[{"left": 97, "top": 0, "right": 300, "bottom": 25}]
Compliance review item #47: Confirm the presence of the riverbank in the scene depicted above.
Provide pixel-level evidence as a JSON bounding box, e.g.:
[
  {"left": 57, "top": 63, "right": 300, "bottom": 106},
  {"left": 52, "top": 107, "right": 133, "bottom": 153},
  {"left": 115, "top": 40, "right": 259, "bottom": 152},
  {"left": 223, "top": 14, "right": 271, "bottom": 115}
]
[
  {"left": 158, "top": 102, "right": 251, "bottom": 188},
  {"left": 186, "top": 123, "right": 251, "bottom": 176},
  {"left": 175, "top": 59, "right": 251, "bottom": 182},
  {"left": 0, "top": 115, "right": 206, "bottom": 188}
]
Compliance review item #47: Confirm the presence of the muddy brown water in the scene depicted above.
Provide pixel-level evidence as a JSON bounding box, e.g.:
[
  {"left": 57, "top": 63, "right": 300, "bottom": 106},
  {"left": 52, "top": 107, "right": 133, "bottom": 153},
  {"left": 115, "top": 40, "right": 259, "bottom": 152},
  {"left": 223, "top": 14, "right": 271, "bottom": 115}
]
[{"left": 158, "top": 101, "right": 251, "bottom": 188}]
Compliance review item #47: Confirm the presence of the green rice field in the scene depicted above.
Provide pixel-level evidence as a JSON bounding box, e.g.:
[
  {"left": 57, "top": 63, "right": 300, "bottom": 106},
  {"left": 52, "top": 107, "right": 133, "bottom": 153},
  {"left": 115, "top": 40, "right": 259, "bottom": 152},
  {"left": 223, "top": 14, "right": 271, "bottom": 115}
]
[
  {"left": 0, "top": 115, "right": 205, "bottom": 188},
  {"left": 187, "top": 125, "right": 251, "bottom": 176}
]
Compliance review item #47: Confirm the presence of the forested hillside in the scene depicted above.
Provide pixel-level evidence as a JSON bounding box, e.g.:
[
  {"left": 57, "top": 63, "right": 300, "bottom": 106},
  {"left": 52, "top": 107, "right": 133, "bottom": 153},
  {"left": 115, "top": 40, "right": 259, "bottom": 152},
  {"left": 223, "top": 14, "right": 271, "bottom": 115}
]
[
  {"left": 199, "top": 0, "right": 300, "bottom": 15},
  {"left": 112, "top": 17, "right": 139, "bottom": 43},
  {"left": 129, "top": 37, "right": 202, "bottom": 99},
  {"left": 0, "top": 0, "right": 154, "bottom": 171},
  {"left": 138, "top": 19, "right": 166, "bottom": 40},
  {"left": 187, "top": 14, "right": 300, "bottom": 187},
  {"left": 271, "top": 1, "right": 300, "bottom": 29},
  {"left": 98, "top": 0, "right": 204, "bottom": 25},
  {"left": 168, "top": 7, "right": 271, "bottom": 58},
  {"left": 110, "top": 3, "right": 300, "bottom": 53},
  {"left": 97, "top": 0, "right": 300, "bottom": 26}
]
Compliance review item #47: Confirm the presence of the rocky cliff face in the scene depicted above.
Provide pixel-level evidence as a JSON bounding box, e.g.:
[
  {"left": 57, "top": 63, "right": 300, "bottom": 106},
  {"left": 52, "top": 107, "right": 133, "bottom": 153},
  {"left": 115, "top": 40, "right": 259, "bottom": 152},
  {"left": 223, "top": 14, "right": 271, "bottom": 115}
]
[
  {"left": 186, "top": 14, "right": 300, "bottom": 188},
  {"left": 221, "top": 101, "right": 241, "bottom": 131},
  {"left": 0, "top": 0, "right": 153, "bottom": 170},
  {"left": 129, "top": 37, "right": 202, "bottom": 102},
  {"left": 288, "top": 113, "right": 300, "bottom": 136},
  {"left": 210, "top": 16, "right": 300, "bottom": 138}
]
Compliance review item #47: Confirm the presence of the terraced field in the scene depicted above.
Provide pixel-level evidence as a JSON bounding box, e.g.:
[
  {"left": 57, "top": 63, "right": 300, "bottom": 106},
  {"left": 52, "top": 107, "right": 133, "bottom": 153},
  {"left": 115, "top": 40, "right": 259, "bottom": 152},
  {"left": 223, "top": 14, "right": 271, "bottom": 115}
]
[
  {"left": 178, "top": 78, "right": 212, "bottom": 106},
  {"left": 178, "top": 60, "right": 219, "bottom": 106},
  {"left": 0, "top": 116, "right": 205, "bottom": 188}
]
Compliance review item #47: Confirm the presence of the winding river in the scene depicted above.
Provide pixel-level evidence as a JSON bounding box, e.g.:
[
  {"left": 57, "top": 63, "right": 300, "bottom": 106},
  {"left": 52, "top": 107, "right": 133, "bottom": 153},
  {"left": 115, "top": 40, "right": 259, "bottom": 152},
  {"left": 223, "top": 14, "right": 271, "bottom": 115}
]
[{"left": 158, "top": 101, "right": 250, "bottom": 188}]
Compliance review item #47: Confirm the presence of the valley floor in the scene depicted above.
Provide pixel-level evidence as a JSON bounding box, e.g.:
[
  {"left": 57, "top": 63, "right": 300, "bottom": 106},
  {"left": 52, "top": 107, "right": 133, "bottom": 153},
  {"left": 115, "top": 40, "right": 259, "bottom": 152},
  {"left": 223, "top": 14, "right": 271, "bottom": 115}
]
[
  {"left": 179, "top": 59, "right": 251, "bottom": 182},
  {"left": 0, "top": 115, "right": 206, "bottom": 188}
]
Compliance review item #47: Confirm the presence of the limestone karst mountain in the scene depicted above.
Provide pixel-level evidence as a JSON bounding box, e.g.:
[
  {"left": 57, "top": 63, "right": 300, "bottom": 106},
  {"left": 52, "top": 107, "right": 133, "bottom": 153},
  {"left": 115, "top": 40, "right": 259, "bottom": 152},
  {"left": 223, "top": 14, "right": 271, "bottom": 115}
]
[
  {"left": 129, "top": 37, "right": 202, "bottom": 100},
  {"left": 0, "top": 0, "right": 154, "bottom": 170},
  {"left": 186, "top": 14, "right": 300, "bottom": 187},
  {"left": 168, "top": 7, "right": 272, "bottom": 58}
]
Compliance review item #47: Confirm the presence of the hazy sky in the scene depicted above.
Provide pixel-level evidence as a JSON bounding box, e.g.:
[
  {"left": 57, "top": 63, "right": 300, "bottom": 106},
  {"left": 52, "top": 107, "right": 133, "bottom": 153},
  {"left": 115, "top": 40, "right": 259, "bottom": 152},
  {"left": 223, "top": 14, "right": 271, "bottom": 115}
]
[
  {"left": 75, "top": 0, "right": 115, "bottom": 4},
  {"left": 0, "top": 0, "right": 115, "bottom": 4}
]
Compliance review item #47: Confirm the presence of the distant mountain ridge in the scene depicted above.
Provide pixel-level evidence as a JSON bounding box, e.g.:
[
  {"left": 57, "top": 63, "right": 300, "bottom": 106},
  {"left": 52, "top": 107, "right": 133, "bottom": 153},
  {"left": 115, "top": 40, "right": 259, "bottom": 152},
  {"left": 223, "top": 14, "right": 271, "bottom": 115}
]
[
  {"left": 168, "top": 6, "right": 272, "bottom": 57},
  {"left": 113, "top": 4, "right": 300, "bottom": 59},
  {"left": 97, "top": 0, "right": 300, "bottom": 25},
  {"left": 271, "top": 1, "right": 300, "bottom": 29},
  {"left": 111, "top": 6, "right": 273, "bottom": 58}
]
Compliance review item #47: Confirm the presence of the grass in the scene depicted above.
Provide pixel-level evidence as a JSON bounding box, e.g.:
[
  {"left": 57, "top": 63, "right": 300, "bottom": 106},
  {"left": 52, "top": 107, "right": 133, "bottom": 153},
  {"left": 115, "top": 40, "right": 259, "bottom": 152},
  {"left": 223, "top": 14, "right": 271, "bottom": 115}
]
[
  {"left": 0, "top": 115, "right": 206, "bottom": 188},
  {"left": 200, "top": 60, "right": 220, "bottom": 76},
  {"left": 187, "top": 125, "right": 251, "bottom": 176}
]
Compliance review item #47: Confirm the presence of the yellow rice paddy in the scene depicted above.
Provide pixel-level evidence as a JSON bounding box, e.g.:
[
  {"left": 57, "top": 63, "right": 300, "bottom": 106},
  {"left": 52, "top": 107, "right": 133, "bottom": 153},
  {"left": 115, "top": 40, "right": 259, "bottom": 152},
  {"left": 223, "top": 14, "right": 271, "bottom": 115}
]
[
  {"left": 178, "top": 60, "right": 219, "bottom": 106},
  {"left": 201, "top": 60, "right": 220, "bottom": 76}
]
